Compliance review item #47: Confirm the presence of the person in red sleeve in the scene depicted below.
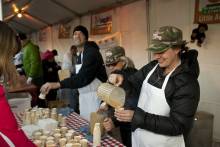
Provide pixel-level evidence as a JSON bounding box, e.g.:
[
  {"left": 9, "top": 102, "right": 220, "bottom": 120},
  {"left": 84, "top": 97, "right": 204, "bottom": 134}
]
[{"left": 0, "top": 21, "right": 35, "bottom": 147}]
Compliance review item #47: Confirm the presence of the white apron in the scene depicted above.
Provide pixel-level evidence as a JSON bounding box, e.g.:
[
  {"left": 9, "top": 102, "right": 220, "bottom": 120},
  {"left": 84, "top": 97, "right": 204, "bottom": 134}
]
[
  {"left": 132, "top": 64, "right": 185, "bottom": 147},
  {"left": 75, "top": 53, "right": 101, "bottom": 121}
]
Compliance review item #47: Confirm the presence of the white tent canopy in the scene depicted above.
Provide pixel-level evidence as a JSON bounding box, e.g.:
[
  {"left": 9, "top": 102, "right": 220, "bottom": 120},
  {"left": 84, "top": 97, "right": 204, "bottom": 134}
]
[{"left": 2, "top": 0, "right": 140, "bottom": 34}]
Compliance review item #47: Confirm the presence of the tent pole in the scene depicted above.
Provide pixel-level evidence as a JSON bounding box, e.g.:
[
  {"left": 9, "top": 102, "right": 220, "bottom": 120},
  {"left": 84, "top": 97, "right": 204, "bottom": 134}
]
[
  {"left": 0, "top": 0, "right": 2, "bottom": 20},
  {"left": 146, "top": 0, "right": 151, "bottom": 62}
]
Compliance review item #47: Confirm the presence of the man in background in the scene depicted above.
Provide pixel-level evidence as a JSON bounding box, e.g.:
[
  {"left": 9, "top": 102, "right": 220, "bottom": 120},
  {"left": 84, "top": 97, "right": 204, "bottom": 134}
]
[
  {"left": 19, "top": 33, "right": 44, "bottom": 107},
  {"left": 19, "top": 33, "right": 43, "bottom": 86}
]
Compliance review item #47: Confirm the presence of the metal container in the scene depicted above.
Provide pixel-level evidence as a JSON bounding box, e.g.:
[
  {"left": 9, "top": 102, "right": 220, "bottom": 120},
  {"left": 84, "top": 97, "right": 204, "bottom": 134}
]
[{"left": 187, "top": 111, "right": 214, "bottom": 147}]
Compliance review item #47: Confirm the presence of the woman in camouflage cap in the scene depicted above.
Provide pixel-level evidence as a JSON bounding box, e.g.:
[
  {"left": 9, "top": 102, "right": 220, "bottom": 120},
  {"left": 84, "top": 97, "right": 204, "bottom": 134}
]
[{"left": 109, "top": 26, "right": 200, "bottom": 147}]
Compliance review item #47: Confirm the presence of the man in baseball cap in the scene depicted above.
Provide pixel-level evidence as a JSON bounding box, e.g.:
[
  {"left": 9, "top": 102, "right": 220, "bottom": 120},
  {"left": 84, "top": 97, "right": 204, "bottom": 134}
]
[{"left": 105, "top": 46, "right": 125, "bottom": 66}]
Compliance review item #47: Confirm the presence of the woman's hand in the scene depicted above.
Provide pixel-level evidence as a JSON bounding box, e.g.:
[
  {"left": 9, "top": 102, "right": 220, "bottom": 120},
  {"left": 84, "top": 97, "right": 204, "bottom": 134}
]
[
  {"left": 40, "top": 82, "right": 60, "bottom": 94},
  {"left": 103, "top": 117, "right": 114, "bottom": 132},
  {"left": 108, "top": 74, "right": 124, "bottom": 86},
  {"left": 114, "top": 108, "right": 134, "bottom": 122}
]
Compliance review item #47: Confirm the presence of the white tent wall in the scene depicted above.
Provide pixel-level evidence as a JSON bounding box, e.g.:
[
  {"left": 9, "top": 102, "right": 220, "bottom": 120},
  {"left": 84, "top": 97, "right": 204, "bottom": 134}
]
[
  {"left": 150, "top": 0, "right": 220, "bottom": 141},
  {"left": 31, "top": 0, "right": 148, "bottom": 69}
]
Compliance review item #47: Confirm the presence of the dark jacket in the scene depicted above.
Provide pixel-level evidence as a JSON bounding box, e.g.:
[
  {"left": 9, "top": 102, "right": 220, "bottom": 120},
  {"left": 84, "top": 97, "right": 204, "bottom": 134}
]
[
  {"left": 122, "top": 50, "right": 200, "bottom": 139},
  {"left": 60, "top": 41, "right": 107, "bottom": 89},
  {"left": 42, "top": 59, "right": 61, "bottom": 100},
  {"left": 42, "top": 60, "right": 60, "bottom": 83}
]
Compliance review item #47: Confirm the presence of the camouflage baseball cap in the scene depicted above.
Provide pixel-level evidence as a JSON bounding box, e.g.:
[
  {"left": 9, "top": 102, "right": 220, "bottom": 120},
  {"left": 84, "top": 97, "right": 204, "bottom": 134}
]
[
  {"left": 148, "top": 26, "right": 186, "bottom": 53},
  {"left": 105, "top": 46, "right": 125, "bottom": 65}
]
